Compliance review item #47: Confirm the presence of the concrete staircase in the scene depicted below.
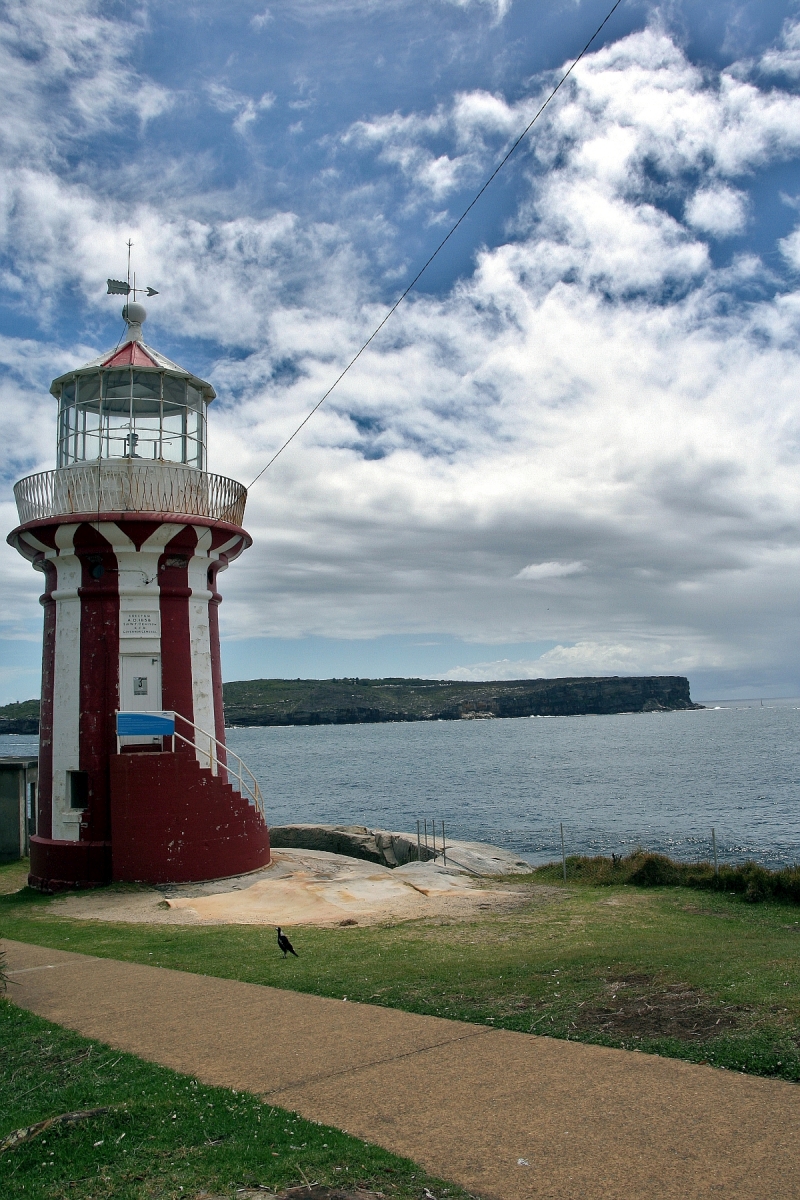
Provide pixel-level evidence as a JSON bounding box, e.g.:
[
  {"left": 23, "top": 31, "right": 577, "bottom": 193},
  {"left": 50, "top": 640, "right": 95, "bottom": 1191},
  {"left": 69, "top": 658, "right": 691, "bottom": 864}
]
[{"left": 110, "top": 750, "right": 270, "bottom": 883}]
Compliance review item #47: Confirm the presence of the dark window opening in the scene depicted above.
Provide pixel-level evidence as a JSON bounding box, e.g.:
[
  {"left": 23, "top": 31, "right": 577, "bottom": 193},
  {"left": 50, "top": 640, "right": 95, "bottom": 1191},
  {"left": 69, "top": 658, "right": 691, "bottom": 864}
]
[{"left": 68, "top": 771, "right": 89, "bottom": 810}]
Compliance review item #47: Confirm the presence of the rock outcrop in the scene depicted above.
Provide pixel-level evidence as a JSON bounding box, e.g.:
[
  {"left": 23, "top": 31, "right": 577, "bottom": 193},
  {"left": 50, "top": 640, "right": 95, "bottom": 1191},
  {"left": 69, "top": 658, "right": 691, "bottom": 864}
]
[{"left": 268, "top": 823, "right": 532, "bottom": 875}]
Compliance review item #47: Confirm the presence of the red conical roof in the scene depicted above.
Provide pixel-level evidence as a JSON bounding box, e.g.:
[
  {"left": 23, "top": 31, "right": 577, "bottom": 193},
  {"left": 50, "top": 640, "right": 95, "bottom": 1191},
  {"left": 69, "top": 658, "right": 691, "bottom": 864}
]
[{"left": 101, "top": 342, "right": 160, "bottom": 368}]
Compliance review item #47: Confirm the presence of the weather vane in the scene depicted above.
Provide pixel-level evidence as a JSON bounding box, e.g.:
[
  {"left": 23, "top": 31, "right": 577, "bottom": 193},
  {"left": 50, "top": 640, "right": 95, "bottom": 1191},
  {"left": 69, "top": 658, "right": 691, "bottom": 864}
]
[{"left": 106, "top": 239, "right": 159, "bottom": 300}]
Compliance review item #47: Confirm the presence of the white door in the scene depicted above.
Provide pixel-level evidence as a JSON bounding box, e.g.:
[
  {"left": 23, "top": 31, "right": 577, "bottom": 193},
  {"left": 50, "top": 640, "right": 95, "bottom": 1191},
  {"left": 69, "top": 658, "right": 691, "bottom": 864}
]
[{"left": 119, "top": 655, "right": 162, "bottom": 745}]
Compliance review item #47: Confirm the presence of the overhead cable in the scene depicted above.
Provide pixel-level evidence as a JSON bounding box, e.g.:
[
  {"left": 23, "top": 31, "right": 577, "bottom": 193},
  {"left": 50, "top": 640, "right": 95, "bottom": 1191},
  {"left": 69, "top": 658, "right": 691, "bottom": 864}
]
[{"left": 247, "top": 0, "right": 625, "bottom": 490}]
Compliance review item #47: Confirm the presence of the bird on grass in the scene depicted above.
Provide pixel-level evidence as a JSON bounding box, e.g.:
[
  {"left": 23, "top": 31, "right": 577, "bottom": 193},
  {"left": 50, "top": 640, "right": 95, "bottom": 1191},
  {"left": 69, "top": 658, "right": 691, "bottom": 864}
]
[{"left": 276, "top": 927, "right": 298, "bottom": 958}]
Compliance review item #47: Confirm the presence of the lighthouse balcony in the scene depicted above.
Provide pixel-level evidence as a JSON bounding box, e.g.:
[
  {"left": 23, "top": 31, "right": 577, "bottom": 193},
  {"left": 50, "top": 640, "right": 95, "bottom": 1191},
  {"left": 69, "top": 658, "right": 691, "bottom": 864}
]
[{"left": 13, "top": 460, "right": 247, "bottom": 527}]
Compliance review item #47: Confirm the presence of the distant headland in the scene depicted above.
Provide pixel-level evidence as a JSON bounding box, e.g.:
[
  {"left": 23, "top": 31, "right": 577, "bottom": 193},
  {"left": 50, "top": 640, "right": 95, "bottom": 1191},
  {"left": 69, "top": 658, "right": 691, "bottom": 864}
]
[
  {"left": 222, "top": 675, "right": 701, "bottom": 727},
  {"left": 0, "top": 676, "right": 701, "bottom": 736}
]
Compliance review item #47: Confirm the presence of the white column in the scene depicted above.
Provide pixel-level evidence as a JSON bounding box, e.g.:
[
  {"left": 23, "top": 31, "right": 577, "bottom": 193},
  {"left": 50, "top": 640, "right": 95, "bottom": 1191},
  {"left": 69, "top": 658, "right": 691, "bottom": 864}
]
[
  {"left": 187, "top": 527, "right": 216, "bottom": 768},
  {"left": 49, "top": 525, "right": 82, "bottom": 841}
]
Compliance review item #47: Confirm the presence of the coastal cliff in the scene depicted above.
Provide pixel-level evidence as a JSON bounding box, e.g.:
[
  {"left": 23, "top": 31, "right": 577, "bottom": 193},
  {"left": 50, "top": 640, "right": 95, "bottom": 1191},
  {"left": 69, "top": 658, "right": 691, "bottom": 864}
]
[
  {"left": 0, "top": 676, "right": 701, "bottom": 735},
  {"left": 222, "top": 675, "right": 701, "bottom": 727}
]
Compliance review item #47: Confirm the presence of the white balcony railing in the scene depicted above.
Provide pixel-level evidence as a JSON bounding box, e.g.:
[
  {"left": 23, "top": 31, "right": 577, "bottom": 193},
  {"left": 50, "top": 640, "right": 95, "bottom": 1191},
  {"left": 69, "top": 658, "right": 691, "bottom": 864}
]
[{"left": 13, "top": 460, "right": 247, "bottom": 526}]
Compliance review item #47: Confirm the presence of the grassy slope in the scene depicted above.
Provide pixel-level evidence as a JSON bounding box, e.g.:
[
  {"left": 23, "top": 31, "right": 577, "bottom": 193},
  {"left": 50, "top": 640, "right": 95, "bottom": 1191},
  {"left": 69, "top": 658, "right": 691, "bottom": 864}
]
[
  {"left": 0, "top": 1001, "right": 467, "bottom": 1200},
  {"left": 0, "top": 699, "right": 39, "bottom": 721},
  {"left": 221, "top": 675, "right": 539, "bottom": 722},
  {"left": 2, "top": 860, "right": 798, "bottom": 1082}
]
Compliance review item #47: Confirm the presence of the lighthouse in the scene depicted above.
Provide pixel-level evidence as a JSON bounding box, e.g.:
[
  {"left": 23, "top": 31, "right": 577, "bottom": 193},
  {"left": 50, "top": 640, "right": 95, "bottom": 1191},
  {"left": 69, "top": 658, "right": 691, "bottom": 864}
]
[{"left": 7, "top": 301, "right": 270, "bottom": 890}]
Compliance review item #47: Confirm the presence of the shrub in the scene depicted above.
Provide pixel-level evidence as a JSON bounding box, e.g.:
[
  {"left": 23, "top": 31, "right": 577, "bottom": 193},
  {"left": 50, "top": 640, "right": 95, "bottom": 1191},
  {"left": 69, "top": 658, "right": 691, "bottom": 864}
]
[
  {"left": 627, "top": 853, "right": 682, "bottom": 888},
  {"left": 533, "top": 852, "right": 800, "bottom": 904}
]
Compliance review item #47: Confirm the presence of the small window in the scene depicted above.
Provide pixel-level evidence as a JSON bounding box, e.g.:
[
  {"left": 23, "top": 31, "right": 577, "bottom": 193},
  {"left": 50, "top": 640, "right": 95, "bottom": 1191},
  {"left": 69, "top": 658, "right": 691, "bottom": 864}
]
[{"left": 68, "top": 771, "right": 89, "bottom": 810}]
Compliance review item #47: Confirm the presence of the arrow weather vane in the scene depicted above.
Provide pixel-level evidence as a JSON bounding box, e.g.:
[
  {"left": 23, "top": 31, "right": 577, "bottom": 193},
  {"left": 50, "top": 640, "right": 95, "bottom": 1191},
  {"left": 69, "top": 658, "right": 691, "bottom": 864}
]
[{"left": 106, "top": 239, "right": 159, "bottom": 300}]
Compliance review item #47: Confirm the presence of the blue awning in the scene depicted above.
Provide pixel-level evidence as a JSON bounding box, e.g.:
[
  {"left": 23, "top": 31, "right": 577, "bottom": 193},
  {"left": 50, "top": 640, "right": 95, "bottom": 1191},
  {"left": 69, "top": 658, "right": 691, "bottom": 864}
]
[{"left": 116, "top": 711, "right": 175, "bottom": 736}]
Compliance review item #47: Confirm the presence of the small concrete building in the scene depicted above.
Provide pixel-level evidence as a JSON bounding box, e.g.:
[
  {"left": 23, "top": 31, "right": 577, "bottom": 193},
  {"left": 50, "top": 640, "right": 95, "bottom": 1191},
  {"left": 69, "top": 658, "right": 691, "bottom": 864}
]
[{"left": 0, "top": 757, "right": 38, "bottom": 861}]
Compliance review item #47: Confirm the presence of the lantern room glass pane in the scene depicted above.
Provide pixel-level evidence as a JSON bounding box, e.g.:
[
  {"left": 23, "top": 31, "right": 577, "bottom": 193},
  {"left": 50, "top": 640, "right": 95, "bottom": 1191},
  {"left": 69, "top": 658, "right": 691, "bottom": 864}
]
[
  {"left": 130, "top": 415, "right": 162, "bottom": 458},
  {"left": 76, "top": 374, "right": 100, "bottom": 406},
  {"left": 163, "top": 376, "right": 186, "bottom": 407},
  {"left": 132, "top": 371, "right": 161, "bottom": 413},
  {"left": 102, "top": 371, "right": 132, "bottom": 416}
]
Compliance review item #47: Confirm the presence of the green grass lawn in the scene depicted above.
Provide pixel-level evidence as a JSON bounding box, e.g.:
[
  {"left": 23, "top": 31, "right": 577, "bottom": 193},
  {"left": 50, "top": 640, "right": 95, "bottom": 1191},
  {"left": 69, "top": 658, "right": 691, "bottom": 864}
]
[
  {"left": 2, "top": 858, "right": 799, "bottom": 1083},
  {"left": 0, "top": 1000, "right": 469, "bottom": 1200}
]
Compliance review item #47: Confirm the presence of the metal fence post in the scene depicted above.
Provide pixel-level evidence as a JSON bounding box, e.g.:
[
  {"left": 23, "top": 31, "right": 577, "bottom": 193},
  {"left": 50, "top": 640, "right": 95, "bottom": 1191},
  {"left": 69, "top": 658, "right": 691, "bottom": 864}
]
[
  {"left": 561, "top": 822, "right": 567, "bottom": 884},
  {"left": 712, "top": 827, "right": 718, "bottom": 877}
]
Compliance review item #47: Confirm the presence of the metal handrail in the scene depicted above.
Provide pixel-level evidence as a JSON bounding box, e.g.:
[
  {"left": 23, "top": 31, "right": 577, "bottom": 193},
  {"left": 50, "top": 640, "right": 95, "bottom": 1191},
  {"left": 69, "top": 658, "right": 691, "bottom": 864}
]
[
  {"left": 172, "top": 712, "right": 265, "bottom": 822},
  {"left": 13, "top": 460, "right": 247, "bottom": 526}
]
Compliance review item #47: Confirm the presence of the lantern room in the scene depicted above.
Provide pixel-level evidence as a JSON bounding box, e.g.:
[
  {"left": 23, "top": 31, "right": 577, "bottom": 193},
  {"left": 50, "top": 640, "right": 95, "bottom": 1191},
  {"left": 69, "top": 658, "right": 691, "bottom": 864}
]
[{"left": 50, "top": 303, "right": 212, "bottom": 470}]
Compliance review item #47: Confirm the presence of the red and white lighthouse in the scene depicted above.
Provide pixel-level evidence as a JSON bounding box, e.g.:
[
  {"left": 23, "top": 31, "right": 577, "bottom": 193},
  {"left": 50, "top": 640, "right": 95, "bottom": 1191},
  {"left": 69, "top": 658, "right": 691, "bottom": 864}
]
[{"left": 7, "top": 301, "right": 270, "bottom": 890}]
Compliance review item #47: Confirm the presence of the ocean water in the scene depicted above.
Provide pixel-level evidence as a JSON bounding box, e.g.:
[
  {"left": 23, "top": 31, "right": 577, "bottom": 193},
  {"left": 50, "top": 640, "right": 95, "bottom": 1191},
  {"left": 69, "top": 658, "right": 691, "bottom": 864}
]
[{"left": 4, "top": 699, "right": 800, "bottom": 868}]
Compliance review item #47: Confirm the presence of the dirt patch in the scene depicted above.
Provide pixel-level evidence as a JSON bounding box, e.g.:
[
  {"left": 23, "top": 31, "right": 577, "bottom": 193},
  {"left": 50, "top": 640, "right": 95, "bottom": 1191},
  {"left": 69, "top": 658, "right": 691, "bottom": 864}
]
[
  {"left": 681, "top": 905, "right": 736, "bottom": 920},
  {"left": 573, "top": 975, "right": 746, "bottom": 1042}
]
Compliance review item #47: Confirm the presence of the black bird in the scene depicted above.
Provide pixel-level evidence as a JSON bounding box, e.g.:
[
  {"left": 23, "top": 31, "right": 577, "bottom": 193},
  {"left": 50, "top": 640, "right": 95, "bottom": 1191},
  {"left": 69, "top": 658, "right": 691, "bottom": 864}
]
[{"left": 276, "top": 927, "right": 298, "bottom": 958}]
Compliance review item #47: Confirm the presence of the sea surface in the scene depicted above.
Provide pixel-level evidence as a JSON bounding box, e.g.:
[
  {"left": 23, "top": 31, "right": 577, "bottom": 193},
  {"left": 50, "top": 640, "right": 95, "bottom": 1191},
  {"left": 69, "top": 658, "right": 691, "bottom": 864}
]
[{"left": 3, "top": 699, "right": 800, "bottom": 868}]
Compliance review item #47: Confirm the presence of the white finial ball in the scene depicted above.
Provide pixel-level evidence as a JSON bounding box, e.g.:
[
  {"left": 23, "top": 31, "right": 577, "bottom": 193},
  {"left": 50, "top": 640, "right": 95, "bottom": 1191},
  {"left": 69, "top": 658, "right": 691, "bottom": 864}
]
[{"left": 122, "top": 302, "right": 147, "bottom": 325}]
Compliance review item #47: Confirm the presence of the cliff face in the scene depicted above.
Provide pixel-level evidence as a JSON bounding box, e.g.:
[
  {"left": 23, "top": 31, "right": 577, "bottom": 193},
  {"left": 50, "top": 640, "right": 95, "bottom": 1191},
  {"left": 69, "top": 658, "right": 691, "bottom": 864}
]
[{"left": 222, "top": 675, "right": 701, "bottom": 727}]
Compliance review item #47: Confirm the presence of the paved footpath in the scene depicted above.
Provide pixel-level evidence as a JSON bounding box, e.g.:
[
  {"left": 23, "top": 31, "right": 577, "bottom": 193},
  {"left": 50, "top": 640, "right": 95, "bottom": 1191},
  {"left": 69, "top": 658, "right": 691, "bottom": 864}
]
[{"left": 5, "top": 939, "right": 800, "bottom": 1200}]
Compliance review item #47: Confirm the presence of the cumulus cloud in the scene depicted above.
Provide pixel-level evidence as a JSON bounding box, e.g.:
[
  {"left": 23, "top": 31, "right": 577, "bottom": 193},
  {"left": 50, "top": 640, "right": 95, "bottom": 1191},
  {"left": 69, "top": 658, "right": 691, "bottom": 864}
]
[
  {"left": 435, "top": 637, "right": 728, "bottom": 681},
  {"left": 685, "top": 186, "right": 748, "bottom": 238},
  {"left": 758, "top": 19, "right": 800, "bottom": 78},
  {"left": 780, "top": 225, "right": 800, "bottom": 270}
]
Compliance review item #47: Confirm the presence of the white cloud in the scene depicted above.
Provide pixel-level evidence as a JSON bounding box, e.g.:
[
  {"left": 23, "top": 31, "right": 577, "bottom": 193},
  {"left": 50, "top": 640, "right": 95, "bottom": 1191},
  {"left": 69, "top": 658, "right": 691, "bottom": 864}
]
[
  {"left": 207, "top": 83, "right": 276, "bottom": 133},
  {"left": 780, "top": 225, "right": 800, "bottom": 271},
  {"left": 758, "top": 19, "right": 800, "bottom": 79},
  {"left": 685, "top": 186, "right": 748, "bottom": 238},
  {"left": 516, "top": 561, "right": 586, "bottom": 581},
  {"left": 251, "top": 7, "right": 273, "bottom": 30},
  {"left": 443, "top": 0, "right": 513, "bottom": 23},
  {"left": 434, "top": 636, "right": 739, "bottom": 681},
  {"left": 343, "top": 26, "right": 800, "bottom": 221},
  {"left": 0, "top": 0, "right": 172, "bottom": 165}
]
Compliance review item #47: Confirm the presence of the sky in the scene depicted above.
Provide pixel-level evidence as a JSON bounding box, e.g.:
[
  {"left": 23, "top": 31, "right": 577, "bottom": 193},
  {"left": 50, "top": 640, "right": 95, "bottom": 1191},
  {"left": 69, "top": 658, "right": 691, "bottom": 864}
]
[{"left": 2, "top": 0, "right": 800, "bottom": 703}]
